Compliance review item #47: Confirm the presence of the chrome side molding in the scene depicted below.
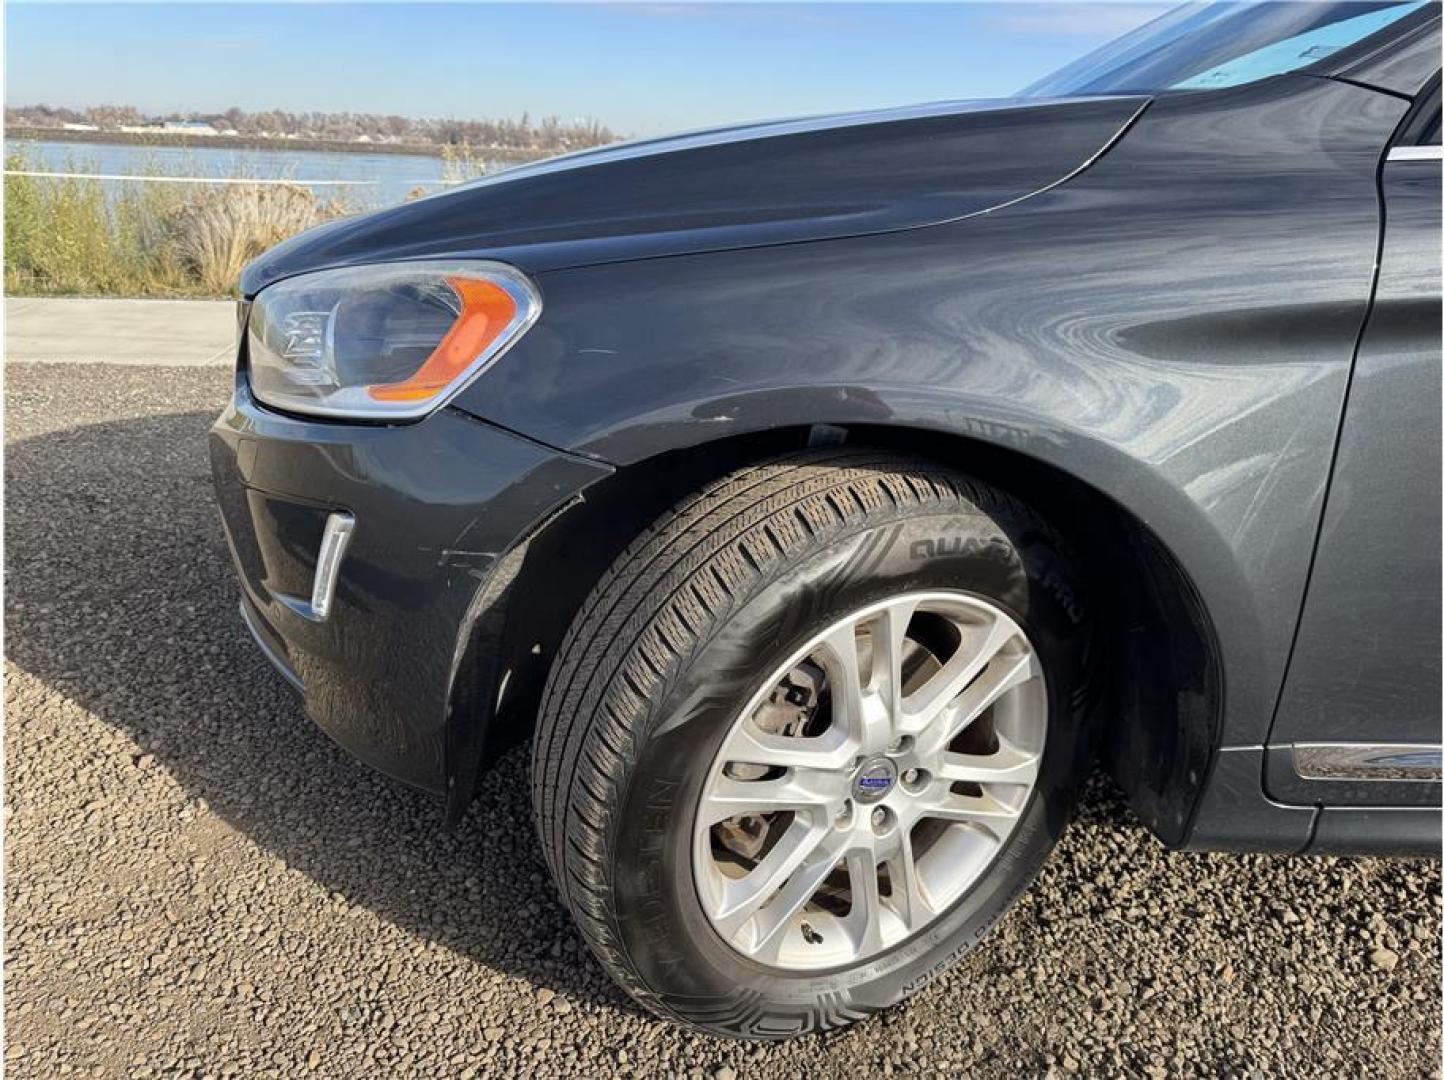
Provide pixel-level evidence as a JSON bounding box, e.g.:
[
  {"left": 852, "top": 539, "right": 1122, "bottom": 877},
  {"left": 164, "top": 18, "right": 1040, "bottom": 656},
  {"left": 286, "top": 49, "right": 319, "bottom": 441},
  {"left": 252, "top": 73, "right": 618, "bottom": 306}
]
[
  {"left": 309, "top": 511, "right": 356, "bottom": 621},
  {"left": 1387, "top": 144, "right": 1443, "bottom": 162},
  {"left": 1292, "top": 743, "right": 1443, "bottom": 782}
]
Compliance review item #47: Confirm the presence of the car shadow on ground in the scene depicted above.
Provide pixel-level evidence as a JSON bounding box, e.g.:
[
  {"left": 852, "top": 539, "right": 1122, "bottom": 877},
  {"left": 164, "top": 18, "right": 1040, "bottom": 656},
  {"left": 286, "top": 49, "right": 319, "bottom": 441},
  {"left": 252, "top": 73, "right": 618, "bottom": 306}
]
[
  {"left": 5, "top": 408, "right": 645, "bottom": 1017},
  {"left": 8, "top": 405, "right": 1158, "bottom": 1030}
]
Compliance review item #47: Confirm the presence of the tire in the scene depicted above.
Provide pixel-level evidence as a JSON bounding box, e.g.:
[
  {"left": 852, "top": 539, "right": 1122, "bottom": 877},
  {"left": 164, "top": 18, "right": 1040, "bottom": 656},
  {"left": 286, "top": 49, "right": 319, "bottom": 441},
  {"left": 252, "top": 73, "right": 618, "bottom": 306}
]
[{"left": 531, "top": 448, "right": 1097, "bottom": 1039}]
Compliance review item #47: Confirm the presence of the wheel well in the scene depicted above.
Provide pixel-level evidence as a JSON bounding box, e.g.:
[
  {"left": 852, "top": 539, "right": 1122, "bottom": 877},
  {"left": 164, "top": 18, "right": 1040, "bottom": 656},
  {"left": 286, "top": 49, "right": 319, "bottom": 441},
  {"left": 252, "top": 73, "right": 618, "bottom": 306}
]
[{"left": 470, "top": 424, "right": 1221, "bottom": 846}]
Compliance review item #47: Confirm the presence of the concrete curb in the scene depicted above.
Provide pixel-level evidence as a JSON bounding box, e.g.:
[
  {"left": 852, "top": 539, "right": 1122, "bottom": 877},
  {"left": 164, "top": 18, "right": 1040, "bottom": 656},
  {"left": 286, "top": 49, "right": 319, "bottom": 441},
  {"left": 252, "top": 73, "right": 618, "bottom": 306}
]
[{"left": 4, "top": 296, "right": 236, "bottom": 366}]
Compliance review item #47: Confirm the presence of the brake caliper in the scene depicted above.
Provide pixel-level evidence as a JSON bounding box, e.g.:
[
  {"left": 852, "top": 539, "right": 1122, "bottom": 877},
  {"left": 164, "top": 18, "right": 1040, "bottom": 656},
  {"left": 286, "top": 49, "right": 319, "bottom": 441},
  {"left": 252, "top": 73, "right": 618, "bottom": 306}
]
[{"left": 715, "top": 659, "right": 826, "bottom": 861}]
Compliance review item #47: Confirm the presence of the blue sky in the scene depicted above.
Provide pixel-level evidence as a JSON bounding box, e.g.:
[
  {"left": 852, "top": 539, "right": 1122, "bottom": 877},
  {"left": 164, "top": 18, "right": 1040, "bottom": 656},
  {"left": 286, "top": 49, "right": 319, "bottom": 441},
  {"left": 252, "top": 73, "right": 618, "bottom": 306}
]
[{"left": 6, "top": 2, "right": 1171, "bottom": 135}]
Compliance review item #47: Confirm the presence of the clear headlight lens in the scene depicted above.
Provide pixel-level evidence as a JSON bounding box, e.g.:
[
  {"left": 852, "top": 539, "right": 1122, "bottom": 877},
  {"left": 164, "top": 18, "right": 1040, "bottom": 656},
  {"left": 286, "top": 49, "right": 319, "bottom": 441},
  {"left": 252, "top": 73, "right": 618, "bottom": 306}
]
[{"left": 246, "top": 260, "right": 541, "bottom": 420}]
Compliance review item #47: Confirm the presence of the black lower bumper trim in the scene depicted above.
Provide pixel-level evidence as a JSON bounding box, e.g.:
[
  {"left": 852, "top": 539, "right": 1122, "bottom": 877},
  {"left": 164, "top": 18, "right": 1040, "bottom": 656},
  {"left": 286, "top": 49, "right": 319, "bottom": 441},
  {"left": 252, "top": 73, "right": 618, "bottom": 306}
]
[{"left": 239, "top": 595, "right": 303, "bottom": 693}]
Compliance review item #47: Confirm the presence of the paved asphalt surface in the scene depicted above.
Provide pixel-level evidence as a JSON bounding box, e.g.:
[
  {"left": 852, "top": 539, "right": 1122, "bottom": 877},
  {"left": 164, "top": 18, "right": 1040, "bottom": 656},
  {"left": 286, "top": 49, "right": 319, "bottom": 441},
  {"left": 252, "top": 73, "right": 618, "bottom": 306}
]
[{"left": 5, "top": 359, "right": 1441, "bottom": 1077}]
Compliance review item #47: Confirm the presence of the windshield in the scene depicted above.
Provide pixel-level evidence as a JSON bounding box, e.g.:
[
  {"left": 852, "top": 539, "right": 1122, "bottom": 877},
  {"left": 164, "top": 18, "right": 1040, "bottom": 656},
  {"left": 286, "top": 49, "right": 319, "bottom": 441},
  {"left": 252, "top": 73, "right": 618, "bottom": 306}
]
[{"left": 1022, "top": 1, "right": 1430, "bottom": 96}]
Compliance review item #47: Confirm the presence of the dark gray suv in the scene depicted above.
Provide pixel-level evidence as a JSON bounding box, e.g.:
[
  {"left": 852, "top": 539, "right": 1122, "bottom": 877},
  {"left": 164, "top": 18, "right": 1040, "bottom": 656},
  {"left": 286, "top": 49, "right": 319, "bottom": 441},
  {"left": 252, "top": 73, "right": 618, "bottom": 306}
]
[{"left": 212, "top": 1, "right": 1442, "bottom": 1038}]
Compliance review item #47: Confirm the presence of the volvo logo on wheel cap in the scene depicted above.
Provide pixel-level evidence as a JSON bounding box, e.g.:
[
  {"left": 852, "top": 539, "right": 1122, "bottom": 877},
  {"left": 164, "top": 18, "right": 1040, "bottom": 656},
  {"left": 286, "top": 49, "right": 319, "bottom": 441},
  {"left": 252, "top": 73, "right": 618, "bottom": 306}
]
[{"left": 852, "top": 757, "right": 898, "bottom": 803}]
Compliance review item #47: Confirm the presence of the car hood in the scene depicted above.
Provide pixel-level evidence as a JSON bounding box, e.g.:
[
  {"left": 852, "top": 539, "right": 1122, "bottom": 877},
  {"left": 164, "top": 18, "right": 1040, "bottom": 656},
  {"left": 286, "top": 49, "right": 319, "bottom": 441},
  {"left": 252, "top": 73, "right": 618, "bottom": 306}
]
[{"left": 242, "top": 94, "right": 1149, "bottom": 296}]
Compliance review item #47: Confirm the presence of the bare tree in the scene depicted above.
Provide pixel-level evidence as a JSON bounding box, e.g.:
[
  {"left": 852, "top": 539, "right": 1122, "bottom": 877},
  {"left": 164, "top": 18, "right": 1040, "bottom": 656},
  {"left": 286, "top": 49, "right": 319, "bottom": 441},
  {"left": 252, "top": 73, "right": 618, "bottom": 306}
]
[{"left": 6, "top": 102, "right": 619, "bottom": 150}]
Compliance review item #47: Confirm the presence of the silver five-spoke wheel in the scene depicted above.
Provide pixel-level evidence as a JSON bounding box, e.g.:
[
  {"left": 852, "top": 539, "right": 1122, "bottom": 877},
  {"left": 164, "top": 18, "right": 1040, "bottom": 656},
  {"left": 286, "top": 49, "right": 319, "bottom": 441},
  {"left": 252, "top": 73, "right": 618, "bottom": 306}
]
[{"left": 693, "top": 590, "right": 1046, "bottom": 970}]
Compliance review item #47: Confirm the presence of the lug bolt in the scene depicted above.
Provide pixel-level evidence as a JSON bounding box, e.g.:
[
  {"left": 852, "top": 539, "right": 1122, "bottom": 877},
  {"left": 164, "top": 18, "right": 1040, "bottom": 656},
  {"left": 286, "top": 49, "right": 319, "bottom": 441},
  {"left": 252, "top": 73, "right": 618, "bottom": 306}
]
[
  {"left": 902, "top": 768, "right": 920, "bottom": 786},
  {"left": 835, "top": 801, "right": 853, "bottom": 827},
  {"left": 889, "top": 735, "right": 913, "bottom": 754},
  {"left": 871, "top": 807, "right": 888, "bottom": 829}
]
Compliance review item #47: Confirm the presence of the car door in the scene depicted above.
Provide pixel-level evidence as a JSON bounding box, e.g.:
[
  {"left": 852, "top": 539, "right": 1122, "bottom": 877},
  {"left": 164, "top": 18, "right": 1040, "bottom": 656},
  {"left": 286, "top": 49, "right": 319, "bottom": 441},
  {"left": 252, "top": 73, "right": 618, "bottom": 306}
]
[{"left": 1266, "top": 78, "right": 1442, "bottom": 811}]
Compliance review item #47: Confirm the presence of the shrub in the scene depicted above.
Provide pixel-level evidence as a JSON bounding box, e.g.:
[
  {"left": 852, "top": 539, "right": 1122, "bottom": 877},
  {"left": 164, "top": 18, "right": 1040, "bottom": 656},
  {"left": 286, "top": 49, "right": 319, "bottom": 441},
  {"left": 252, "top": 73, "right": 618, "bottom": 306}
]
[{"left": 168, "top": 183, "right": 322, "bottom": 294}]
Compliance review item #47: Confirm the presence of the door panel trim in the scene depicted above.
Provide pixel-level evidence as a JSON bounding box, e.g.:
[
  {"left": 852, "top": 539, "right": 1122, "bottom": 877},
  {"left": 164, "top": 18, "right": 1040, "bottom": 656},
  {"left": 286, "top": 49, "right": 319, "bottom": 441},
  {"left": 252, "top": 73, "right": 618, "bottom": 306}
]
[
  {"left": 1293, "top": 742, "right": 1443, "bottom": 781},
  {"left": 1265, "top": 745, "right": 1442, "bottom": 809},
  {"left": 1387, "top": 144, "right": 1443, "bottom": 161}
]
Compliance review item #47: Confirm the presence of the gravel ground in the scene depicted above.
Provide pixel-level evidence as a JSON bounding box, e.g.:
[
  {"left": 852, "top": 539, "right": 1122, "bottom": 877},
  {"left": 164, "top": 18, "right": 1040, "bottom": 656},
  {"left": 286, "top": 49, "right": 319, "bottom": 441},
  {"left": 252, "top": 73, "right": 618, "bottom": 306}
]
[{"left": 5, "top": 362, "right": 1440, "bottom": 1077}]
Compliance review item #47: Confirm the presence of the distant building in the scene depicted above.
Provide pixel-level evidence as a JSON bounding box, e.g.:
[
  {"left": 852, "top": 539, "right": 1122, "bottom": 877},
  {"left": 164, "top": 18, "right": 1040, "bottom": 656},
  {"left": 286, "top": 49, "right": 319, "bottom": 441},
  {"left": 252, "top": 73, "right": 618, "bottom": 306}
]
[
  {"left": 161, "top": 120, "right": 218, "bottom": 136},
  {"left": 62, "top": 122, "right": 100, "bottom": 131}
]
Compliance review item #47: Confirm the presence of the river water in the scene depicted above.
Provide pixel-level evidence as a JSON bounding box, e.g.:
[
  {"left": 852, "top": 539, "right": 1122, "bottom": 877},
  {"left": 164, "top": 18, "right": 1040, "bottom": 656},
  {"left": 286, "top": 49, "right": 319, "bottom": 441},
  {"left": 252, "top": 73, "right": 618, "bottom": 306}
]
[{"left": 3, "top": 138, "right": 515, "bottom": 208}]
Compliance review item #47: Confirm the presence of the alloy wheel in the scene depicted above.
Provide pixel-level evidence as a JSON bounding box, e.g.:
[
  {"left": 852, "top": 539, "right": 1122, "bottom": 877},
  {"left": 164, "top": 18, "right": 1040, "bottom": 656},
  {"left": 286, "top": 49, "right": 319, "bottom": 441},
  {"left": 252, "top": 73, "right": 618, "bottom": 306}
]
[{"left": 692, "top": 591, "right": 1047, "bottom": 970}]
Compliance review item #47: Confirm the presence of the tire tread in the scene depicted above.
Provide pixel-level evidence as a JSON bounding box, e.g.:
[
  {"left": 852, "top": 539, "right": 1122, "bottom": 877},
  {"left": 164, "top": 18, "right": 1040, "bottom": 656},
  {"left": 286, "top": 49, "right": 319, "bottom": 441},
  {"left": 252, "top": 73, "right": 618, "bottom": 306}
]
[{"left": 529, "top": 448, "right": 1067, "bottom": 1033}]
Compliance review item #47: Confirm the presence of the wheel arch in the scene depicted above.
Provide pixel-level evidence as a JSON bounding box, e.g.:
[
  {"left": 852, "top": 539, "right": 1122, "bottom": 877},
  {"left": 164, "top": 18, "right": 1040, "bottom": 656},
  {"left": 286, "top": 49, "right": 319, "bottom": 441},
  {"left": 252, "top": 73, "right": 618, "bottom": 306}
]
[{"left": 449, "top": 419, "right": 1226, "bottom": 846}]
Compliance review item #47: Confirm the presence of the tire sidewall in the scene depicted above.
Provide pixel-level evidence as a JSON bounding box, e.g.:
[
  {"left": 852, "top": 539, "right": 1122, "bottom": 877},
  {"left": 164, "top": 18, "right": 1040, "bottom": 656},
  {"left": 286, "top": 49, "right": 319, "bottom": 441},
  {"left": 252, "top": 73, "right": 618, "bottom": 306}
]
[{"left": 606, "top": 505, "right": 1094, "bottom": 1036}]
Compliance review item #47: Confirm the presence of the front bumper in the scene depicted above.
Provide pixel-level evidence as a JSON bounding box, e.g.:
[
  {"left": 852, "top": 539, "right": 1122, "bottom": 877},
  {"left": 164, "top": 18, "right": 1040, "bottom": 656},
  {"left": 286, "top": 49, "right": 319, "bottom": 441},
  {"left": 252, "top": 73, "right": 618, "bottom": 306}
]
[{"left": 210, "top": 378, "right": 611, "bottom": 793}]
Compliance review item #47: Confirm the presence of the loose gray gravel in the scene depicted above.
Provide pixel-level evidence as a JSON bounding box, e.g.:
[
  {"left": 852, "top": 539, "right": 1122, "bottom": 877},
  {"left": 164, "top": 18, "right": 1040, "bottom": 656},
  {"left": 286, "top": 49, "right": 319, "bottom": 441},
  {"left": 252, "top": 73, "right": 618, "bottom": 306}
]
[{"left": 5, "top": 362, "right": 1441, "bottom": 1077}]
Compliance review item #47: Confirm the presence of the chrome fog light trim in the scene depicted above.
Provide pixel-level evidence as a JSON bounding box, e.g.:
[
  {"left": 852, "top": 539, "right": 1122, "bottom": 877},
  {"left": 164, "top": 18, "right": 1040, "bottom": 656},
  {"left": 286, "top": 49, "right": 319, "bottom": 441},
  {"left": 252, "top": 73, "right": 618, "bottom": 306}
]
[{"left": 309, "top": 512, "right": 356, "bottom": 621}]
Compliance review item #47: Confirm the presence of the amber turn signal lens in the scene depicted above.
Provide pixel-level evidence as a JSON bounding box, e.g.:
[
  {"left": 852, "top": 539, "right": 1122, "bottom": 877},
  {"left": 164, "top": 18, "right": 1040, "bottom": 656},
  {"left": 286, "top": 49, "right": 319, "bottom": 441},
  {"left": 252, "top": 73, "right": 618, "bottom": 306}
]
[{"left": 368, "top": 278, "right": 519, "bottom": 402}]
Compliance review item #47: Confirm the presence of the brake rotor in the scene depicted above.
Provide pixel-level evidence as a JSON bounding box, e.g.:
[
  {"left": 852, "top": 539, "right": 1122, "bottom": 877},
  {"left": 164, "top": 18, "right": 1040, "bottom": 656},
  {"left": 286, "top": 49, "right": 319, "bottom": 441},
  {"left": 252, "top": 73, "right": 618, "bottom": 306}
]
[{"left": 714, "top": 660, "right": 826, "bottom": 859}]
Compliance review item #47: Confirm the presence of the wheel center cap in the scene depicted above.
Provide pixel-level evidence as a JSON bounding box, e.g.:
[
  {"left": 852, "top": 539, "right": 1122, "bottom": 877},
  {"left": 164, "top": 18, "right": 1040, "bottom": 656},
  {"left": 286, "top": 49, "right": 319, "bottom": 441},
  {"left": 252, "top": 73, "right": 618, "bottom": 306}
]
[{"left": 851, "top": 756, "right": 898, "bottom": 804}]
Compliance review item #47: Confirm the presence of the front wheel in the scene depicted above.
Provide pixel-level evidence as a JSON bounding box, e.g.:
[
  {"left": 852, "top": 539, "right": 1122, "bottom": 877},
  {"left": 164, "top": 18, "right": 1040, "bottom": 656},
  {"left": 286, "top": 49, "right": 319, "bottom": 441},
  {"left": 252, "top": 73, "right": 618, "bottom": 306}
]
[{"left": 531, "top": 449, "right": 1097, "bottom": 1039}]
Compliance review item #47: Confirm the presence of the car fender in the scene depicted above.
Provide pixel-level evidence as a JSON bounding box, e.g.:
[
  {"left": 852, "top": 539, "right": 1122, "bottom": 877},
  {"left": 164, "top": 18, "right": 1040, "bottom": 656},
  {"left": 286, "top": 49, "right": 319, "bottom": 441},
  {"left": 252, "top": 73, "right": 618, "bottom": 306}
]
[{"left": 455, "top": 75, "right": 1406, "bottom": 762}]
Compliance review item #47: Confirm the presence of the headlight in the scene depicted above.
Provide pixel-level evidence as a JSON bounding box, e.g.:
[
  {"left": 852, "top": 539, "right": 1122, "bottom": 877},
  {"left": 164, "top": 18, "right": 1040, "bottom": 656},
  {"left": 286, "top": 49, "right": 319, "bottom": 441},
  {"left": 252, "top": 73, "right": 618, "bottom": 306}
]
[{"left": 246, "top": 260, "right": 541, "bottom": 420}]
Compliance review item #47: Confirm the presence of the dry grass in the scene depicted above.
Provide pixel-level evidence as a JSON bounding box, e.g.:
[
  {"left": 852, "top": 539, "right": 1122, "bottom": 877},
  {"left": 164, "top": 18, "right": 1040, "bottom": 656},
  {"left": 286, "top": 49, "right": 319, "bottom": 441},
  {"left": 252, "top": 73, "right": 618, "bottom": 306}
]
[
  {"left": 168, "top": 184, "right": 327, "bottom": 294},
  {"left": 440, "top": 143, "right": 492, "bottom": 186},
  {"left": 4, "top": 152, "right": 353, "bottom": 297}
]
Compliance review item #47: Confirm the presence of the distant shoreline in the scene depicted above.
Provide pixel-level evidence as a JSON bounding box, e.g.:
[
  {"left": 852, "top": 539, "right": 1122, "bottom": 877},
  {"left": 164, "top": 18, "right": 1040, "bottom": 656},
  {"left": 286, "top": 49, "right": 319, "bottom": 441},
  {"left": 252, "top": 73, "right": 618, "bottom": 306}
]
[{"left": 5, "top": 126, "right": 557, "bottom": 161}]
